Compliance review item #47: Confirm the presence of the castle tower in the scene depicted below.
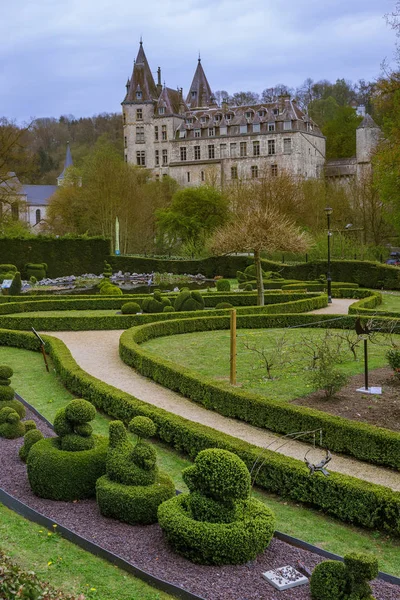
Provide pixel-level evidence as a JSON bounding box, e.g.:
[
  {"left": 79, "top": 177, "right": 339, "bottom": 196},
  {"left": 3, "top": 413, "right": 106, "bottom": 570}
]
[
  {"left": 186, "top": 56, "right": 213, "bottom": 109},
  {"left": 57, "top": 142, "right": 73, "bottom": 186},
  {"left": 356, "top": 114, "right": 381, "bottom": 179}
]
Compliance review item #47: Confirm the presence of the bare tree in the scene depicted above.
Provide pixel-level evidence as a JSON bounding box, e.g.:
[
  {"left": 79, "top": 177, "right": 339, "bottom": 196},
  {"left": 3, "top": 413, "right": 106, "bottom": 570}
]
[{"left": 243, "top": 333, "right": 290, "bottom": 380}]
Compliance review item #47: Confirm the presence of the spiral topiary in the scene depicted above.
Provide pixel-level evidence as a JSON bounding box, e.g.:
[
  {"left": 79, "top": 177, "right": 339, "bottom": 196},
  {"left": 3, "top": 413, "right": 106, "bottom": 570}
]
[
  {"left": 174, "top": 290, "right": 205, "bottom": 312},
  {"left": 96, "top": 416, "right": 174, "bottom": 525},
  {"left": 142, "top": 291, "right": 172, "bottom": 313},
  {"left": 158, "top": 448, "right": 276, "bottom": 565},
  {"left": 27, "top": 399, "right": 107, "bottom": 501},
  {"left": 103, "top": 260, "right": 113, "bottom": 278},
  {"left": 0, "top": 365, "right": 25, "bottom": 418},
  {"left": 121, "top": 301, "right": 141, "bottom": 314}
]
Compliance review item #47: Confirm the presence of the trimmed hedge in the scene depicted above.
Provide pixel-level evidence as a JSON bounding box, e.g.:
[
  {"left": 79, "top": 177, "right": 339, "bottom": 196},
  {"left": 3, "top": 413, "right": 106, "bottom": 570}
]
[
  {"left": 0, "top": 236, "right": 110, "bottom": 278},
  {"left": 282, "top": 282, "right": 359, "bottom": 291},
  {"left": 119, "top": 313, "right": 400, "bottom": 470},
  {"left": 0, "top": 328, "right": 399, "bottom": 535}
]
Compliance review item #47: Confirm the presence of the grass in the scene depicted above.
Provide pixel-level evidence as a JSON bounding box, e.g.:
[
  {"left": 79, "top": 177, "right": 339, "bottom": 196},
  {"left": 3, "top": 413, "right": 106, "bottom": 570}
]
[
  {"left": 1, "top": 345, "right": 400, "bottom": 576},
  {"left": 143, "top": 327, "right": 397, "bottom": 402},
  {"left": 376, "top": 292, "right": 400, "bottom": 312}
]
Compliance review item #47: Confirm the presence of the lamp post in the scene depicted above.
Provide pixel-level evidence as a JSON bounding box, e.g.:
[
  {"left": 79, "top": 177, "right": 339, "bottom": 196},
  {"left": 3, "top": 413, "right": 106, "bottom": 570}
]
[{"left": 325, "top": 207, "right": 333, "bottom": 303}]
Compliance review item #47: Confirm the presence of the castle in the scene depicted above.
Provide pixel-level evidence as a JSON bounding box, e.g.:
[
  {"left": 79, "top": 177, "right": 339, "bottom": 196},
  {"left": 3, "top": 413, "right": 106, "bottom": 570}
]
[{"left": 122, "top": 42, "right": 327, "bottom": 187}]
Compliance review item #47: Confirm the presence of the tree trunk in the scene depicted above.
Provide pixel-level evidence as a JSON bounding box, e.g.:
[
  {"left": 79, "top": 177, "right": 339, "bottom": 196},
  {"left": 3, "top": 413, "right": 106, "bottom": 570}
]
[{"left": 254, "top": 249, "right": 264, "bottom": 306}]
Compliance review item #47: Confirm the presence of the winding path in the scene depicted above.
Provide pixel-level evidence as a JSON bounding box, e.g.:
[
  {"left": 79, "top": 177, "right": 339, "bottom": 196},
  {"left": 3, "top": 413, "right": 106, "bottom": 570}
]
[{"left": 43, "top": 313, "right": 400, "bottom": 491}]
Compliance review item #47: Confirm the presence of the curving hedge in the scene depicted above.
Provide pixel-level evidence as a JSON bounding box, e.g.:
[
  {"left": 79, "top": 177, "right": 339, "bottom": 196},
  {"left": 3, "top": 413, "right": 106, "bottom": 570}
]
[
  {"left": 119, "top": 313, "right": 400, "bottom": 470},
  {"left": 347, "top": 291, "right": 383, "bottom": 314},
  {"left": 0, "top": 328, "right": 399, "bottom": 535}
]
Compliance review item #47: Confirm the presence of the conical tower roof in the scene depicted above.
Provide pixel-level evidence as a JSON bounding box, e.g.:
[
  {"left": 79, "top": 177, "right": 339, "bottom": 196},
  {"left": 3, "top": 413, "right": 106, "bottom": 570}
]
[
  {"left": 186, "top": 57, "right": 213, "bottom": 108},
  {"left": 357, "top": 113, "right": 379, "bottom": 129},
  {"left": 57, "top": 142, "right": 73, "bottom": 183},
  {"left": 124, "top": 41, "right": 158, "bottom": 103}
]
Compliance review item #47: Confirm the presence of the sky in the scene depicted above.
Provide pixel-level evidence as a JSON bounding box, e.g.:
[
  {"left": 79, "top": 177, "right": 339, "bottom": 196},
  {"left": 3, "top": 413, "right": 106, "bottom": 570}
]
[{"left": 0, "top": 0, "right": 397, "bottom": 123}]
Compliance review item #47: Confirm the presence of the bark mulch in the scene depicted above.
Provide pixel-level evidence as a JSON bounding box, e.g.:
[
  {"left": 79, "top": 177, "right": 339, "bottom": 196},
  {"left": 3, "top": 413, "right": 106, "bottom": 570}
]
[
  {"left": 0, "top": 408, "right": 398, "bottom": 600},
  {"left": 293, "top": 367, "right": 400, "bottom": 432}
]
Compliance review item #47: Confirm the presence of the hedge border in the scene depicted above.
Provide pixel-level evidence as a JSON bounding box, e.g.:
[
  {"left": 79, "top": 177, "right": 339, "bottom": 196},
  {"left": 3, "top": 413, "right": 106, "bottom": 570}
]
[
  {"left": 0, "top": 328, "right": 398, "bottom": 535},
  {"left": 119, "top": 312, "right": 400, "bottom": 470}
]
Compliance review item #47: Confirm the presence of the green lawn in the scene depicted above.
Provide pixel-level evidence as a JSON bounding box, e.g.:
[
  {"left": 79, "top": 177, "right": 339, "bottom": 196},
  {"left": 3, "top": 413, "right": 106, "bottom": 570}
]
[
  {"left": 143, "top": 327, "right": 395, "bottom": 401},
  {"left": 1, "top": 345, "right": 400, "bottom": 576},
  {"left": 376, "top": 292, "right": 400, "bottom": 312}
]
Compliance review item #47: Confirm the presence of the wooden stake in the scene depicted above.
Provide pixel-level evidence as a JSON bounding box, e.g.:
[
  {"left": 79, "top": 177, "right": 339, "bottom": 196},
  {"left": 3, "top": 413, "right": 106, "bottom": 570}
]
[
  {"left": 40, "top": 343, "right": 50, "bottom": 372},
  {"left": 230, "top": 309, "right": 237, "bottom": 385}
]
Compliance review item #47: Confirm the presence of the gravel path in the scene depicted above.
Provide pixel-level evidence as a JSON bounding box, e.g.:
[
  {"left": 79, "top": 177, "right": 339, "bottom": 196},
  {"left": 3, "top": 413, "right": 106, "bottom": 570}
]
[
  {"left": 0, "top": 408, "right": 398, "bottom": 600},
  {"left": 43, "top": 330, "right": 400, "bottom": 491},
  {"left": 308, "top": 298, "right": 356, "bottom": 314}
]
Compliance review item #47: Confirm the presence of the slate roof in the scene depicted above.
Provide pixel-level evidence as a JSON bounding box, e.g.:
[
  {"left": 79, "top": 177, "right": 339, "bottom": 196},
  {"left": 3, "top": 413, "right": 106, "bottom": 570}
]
[
  {"left": 22, "top": 185, "right": 57, "bottom": 206},
  {"left": 186, "top": 58, "right": 213, "bottom": 108},
  {"left": 357, "top": 114, "right": 379, "bottom": 129},
  {"left": 58, "top": 142, "right": 73, "bottom": 181},
  {"left": 156, "top": 87, "right": 187, "bottom": 116},
  {"left": 124, "top": 42, "right": 158, "bottom": 103}
]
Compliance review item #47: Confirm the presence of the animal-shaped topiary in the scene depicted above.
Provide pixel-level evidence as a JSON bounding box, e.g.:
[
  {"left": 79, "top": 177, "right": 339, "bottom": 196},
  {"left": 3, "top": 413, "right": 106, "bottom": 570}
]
[
  {"left": 53, "top": 399, "right": 96, "bottom": 451},
  {"left": 310, "top": 553, "right": 378, "bottom": 600},
  {"left": 0, "top": 406, "right": 36, "bottom": 440},
  {"left": 25, "top": 263, "right": 47, "bottom": 281},
  {"left": 96, "top": 416, "right": 175, "bottom": 525},
  {"left": 174, "top": 289, "right": 205, "bottom": 312},
  {"left": 19, "top": 428, "right": 44, "bottom": 462},
  {"left": 142, "top": 291, "right": 172, "bottom": 313},
  {"left": 0, "top": 365, "right": 26, "bottom": 419},
  {"left": 157, "top": 448, "right": 276, "bottom": 565},
  {"left": 27, "top": 399, "right": 107, "bottom": 501}
]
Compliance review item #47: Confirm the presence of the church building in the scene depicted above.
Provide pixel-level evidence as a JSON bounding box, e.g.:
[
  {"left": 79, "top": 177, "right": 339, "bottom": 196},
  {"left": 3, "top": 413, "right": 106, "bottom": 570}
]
[{"left": 122, "top": 42, "right": 326, "bottom": 187}]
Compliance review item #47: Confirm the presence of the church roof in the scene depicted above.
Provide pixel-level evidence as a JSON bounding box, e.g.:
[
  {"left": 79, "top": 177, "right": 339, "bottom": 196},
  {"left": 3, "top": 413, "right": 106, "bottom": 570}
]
[
  {"left": 58, "top": 142, "right": 73, "bottom": 181},
  {"left": 357, "top": 113, "right": 379, "bottom": 129},
  {"left": 124, "top": 41, "right": 158, "bottom": 103},
  {"left": 186, "top": 58, "right": 213, "bottom": 108},
  {"left": 22, "top": 185, "right": 57, "bottom": 206}
]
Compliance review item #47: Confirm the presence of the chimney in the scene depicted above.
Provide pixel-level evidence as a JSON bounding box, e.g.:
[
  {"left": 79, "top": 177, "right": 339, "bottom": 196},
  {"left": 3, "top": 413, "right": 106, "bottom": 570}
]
[
  {"left": 156, "top": 67, "right": 162, "bottom": 95},
  {"left": 179, "top": 88, "right": 185, "bottom": 114},
  {"left": 222, "top": 99, "right": 228, "bottom": 113}
]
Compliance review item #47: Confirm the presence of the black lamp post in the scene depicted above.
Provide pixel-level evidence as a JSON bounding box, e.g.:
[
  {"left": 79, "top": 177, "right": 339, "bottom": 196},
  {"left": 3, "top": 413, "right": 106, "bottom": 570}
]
[{"left": 325, "top": 207, "right": 333, "bottom": 303}]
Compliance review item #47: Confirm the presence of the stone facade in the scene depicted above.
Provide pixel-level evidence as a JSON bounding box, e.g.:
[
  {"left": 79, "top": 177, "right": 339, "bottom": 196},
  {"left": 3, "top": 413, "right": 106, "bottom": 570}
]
[{"left": 122, "top": 43, "right": 326, "bottom": 187}]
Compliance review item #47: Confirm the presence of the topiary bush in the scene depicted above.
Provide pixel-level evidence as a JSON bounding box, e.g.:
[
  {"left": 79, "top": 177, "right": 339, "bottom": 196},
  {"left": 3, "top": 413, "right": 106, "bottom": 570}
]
[
  {"left": 96, "top": 416, "right": 175, "bottom": 525},
  {"left": 0, "top": 365, "right": 25, "bottom": 418},
  {"left": 142, "top": 291, "right": 172, "bottom": 313},
  {"left": 27, "top": 399, "right": 107, "bottom": 500},
  {"left": 121, "top": 301, "right": 141, "bottom": 314},
  {"left": 174, "top": 289, "right": 205, "bottom": 312},
  {"left": 310, "top": 553, "right": 379, "bottom": 600},
  {"left": 216, "top": 279, "right": 231, "bottom": 292},
  {"left": 157, "top": 448, "right": 276, "bottom": 565},
  {"left": 163, "top": 305, "right": 175, "bottom": 312},
  {"left": 215, "top": 302, "right": 234, "bottom": 309},
  {"left": 0, "top": 264, "right": 17, "bottom": 284},
  {"left": 25, "top": 263, "right": 47, "bottom": 281},
  {"left": 19, "top": 428, "right": 44, "bottom": 462},
  {"left": 9, "top": 272, "right": 21, "bottom": 295},
  {"left": 99, "top": 281, "right": 123, "bottom": 296},
  {"left": 386, "top": 349, "right": 400, "bottom": 379},
  {"left": 103, "top": 260, "right": 113, "bottom": 278},
  {"left": 0, "top": 406, "right": 26, "bottom": 439}
]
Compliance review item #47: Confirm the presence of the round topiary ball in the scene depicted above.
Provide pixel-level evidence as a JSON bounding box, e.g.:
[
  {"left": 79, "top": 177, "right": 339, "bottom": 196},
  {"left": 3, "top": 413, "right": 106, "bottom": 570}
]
[
  {"left": 216, "top": 279, "right": 231, "bottom": 292},
  {"left": 310, "top": 560, "right": 347, "bottom": 600},
  {"left": 121, "top": 302, "right": 141, "bottom": 314},
  {"left": 244, "top": 284, "right": 253, "bottom": 291},
  {"left": 129, "top": 416, "right": 157, "bottom": 440},
  {"left": 163, "top": 305, "right": 175, "bottom": 312},
  {"left": 65, "top": 399, "right": 96, "bottom": 424},
  {"left": 19, "top": 428, "right": 44, "bottom": 463},
  {"left": 0, "top": 365, "right": 13, "bottom": 380},
  {"left": 216, "top": 302, "right": 233, "bottom": 309}
]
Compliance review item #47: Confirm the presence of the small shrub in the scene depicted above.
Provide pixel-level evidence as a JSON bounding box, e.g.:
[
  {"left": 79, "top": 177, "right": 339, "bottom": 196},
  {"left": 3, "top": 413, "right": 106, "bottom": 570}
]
[
  {"left": 311, "top": 561, "right": 347, "bottom": 600},
  {"left": 0, "top": 406, "right": 26, "bottom": 439},
  {"left": 163, "top": 305, "right": 175, "bottom": 312},
  {"left": 29, "top": 275, "right": 37, "bottom": 285},
  {"left": 142, "top": 291, "right": 171, "bottom": 313},
  {"left": 99, "top": 282, "right": 123, "bottom": 296},
  {"left": 9, "top": 272, "right": 21, "bottom": 295},
  {"left": 0, "top": 365, "right": 25, "bottom": 418},
  {"left": 311, "top": 553, "right": 379, "bottom": 600},
  {"left": 217, "top": 279, "right": 231, "bottom": 292},
  {"left": 121, "top": 301, "right": 141, "bottom": 314},
  {"left": 215, "top": 302, "right": 233, "bottom": 309},
  {"left": 344, "top": 553, "right": 378, "bottom": 599},
  {"left": 19, "top": 428, "right": 44, "bottom": 462},
  {"left": 244, "top": 283, "right": 254, "bottom": 291},
  {"left": 308, "top": 357, "right": 349, "bottom": 399},
  {"left": 386, "top": 348, "right": 400, "bottom": 379},
  {"left": 174, "top": 289, "right": 205, "bottom": 312}
]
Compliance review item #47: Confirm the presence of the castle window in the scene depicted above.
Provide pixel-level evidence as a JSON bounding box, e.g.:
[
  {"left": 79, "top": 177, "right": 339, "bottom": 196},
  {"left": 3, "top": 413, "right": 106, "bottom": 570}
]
[
  {"left": 230, "top": 143, "right": 237, "bottom": 157},
  {"left": 201, "top": 170, "right": 205, "bottom": 181},
  {"left": 214, "top": 114, "right": 221, "bottom": 123},
  {"left": 208, "top": 145, "right": 215, "bottom": 159},
  {"left": 124, "top": 154, "right": 127, "bottom": 162},
  {"left": 268, "top": 122, "right": 275, "bottom": 132},
  {"left": 180, "top": 147, "right": 187, "bottom": 161},
  {"left": 187, "top": 172, "right": 191, "bottom": 182},
  {"left": 194, "top": 129, "right": 201, "bottom": 138},
  {"left": 136, "top": 90, "right": 142, "bottom": 99},
  {"left": 284, "top": 120, "right": 292, "bottom": 131},
  {"left": 11, "top": 203, "right": 19, "bottom": 220},
  {"left": 194, "top": 145, "right": 201, "bottom": 160},
  {"left": 253, "top": 141, "right": 260, "bottom": 156},
  {"left": 162, "top": 149, "right": 168, "bottom": 165},
  {"left": 162, "top": 125, "right": 167, "bottom": 141},
  {"left": 258, "top": 110, "right": 266, "bottom": 118},
  {"left": 35, "top": 209, "right": 41, "bottom": 224},
  {"left": 136, "top": 126, "right": 144, "bottom": 142},
  {"left": 158, "top": 107, "right": 165, "bottom": 115},
  {"left": 240, "top": 124, "right": 247, "bottom": 134},
  {"left": 245, "top": 111, "right": 253, "bottom": 120},
  {"left": 283, "top": 138, "right": 292, "bottom": 154},
  {"left": 155, "top": 126, "right": 159, "bottom": 141},
  {"left": 268, "top": 139, "right": 276, "bottom": 155},
  {"left": 240, "top": 142, "right": 247, "bottom": 157},
  {"left": 155, "top": 150, "right": 160, "bottom": 166},
  {"left": 123, "top": 112, "right": 126, "bottom": 125},
  {"left": 231, "top": 166, "right": 238, "bottom": 180},
  {"left": 273, "top": 108, "right": 279, "bottom": 115},
  {"left": 136, "top": 109, "right": 143, "bottom": 120},
  {"left": 220, "top": 143, "right": 227, "bottom": 157},
  {"left": 220, "top": 126, "right": 227, "bottom": 136},
  {"left": 208, "top": 127, "right": 215, "bottom": 137},
  {"left": 253, "top": 123, "right": 260, "bottom": 133},
  {"left": 124, "top": 136, "right": 127, "bottom": 148},
  {"left": 201, "top": 116, "right": 207, "bottom": 123},
  {"left": 179, "top": 130, "right": 186, "bottom": 138},
  {"left": 271, "top": 164, "right": 278, "bottom": 176},
  {"left": 226, "top": 113, "right": 232, "bottom": 121},
  {"left": 136, "top": 151, "right": 146, "bottom": 166},
  {"left": 251, "top": 165, "right": 258, "bottom": 179}
]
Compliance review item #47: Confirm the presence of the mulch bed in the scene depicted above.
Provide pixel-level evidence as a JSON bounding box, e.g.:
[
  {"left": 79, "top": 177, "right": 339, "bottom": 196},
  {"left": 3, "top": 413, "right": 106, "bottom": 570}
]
[
  {"left": 293, "top": 367, "right": 400, "bottom": 432},
  {"left": 0, "top": 408, "right": 398, "bottom": 600}
]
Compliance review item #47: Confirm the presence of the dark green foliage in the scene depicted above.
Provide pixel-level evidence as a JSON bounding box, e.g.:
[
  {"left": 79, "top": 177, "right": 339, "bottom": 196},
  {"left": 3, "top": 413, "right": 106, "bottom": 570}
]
[
  {"left": 0, "top": 236, "right": 110, "bottom": 278},
  {"left": 24, "top": 420, "right": 37, "bottom": 433},
  {"left": 103, "top": 260, "right": 112, "bottom": 278},
  {"left": 19, "top": 428, "right": 44, "bottom": 462},
  {"left": 129, "top": 415, "right": 157, "bottom": 440},
  {"left": 99, "top": 281, "right": 123, "bottom": 296},
  {"left": 54, "top": 399, "right": 96, "bottom": 451},
  {"left": 0, "top": 406, "right": 25, "bottom": 439},
  {"left": 66, "top": 399, "right": 96, "bottom": 423},
  {"left": 27, "top": 436, "right": 108, "bottom": 501},
  {"left": 0, "top": 264, "right": 17, "bottom": 284},
  {"left": 386, "top": 349, "right": 400, "bottom": 377},
  {"left": 9, "top": 272, "right": 21, "bottom": 296},
  {"left": 0, "top": 365, "right": 13, "bottom": 380},
  {"left": 96, "top": 418, "right": 174, "bottom": 524},
  {"left": 0, "top": 365, "right": 25, "bottom": 418},
  {"left": 0, "top": 398, "right": 25, "bottom": 418},
  {"left": 244, "top": 283, "right": 254, "bottom": 291},
  {"left": 216, "top": 279, "right": 231, "bottom": 292},
  {"left": 344, "top": 553, "right": 378, "bottom": 599},
  {"left": 61, "top": 433, "right": 95, "bottom": 452},
  {"left": 174, "top": 289, "right": 205, "bottom": 312},
  {"left": 158, "top": 449, "right": 275, "bottom": 565},
  {"left": 121, "top": 302, "right": 141, "bottom": 314},
  {"left": 163, "top": 305, "right": 175, "bottom": 312},
  {"left": 215, "top": 302, "right": 233, "bottom": 309},
  {"left": 311, "top": 561, "right": 348, "bottom": 600},
  {"left": 142, "top": 291, "right": 171, "bottom": 313},
  {"left": 25, "top": 263, "right": 47, "bottom": 281}
]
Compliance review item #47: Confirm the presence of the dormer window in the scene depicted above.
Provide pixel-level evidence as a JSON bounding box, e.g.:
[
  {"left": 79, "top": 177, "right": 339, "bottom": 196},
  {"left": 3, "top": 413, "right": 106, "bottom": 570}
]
[
  {"left": 245, "top": 111, "right": 253, "bottom": 120},
  {"left": 258, "top": 110, "right": 266, "bottom": 118},
  {"left": 273, "top": 108, "right": 279, "bottom": 115},
  {"left": 214, "top": 114, "right": 221, "bottom": 123},
  {"left": 200, "top": 116, "right": 207, "bottom": 123},
  {"left": 158, "top": 107, "right": 165, "bottom": 115},
  {"left": 226, "top": 113, "right": 233, "bottom": 121},
  {"left": 191, "top": 91, "right": 197, "bottom": 99},
  {"left": 136, "top": 91, "right": 142, "bottom": 99}
]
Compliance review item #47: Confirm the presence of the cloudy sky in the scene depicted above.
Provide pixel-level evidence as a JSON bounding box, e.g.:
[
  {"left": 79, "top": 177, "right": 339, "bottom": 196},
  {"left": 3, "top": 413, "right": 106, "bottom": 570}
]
[{"left": 1, "top": 0, "right": 397, "bottom": 123}]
